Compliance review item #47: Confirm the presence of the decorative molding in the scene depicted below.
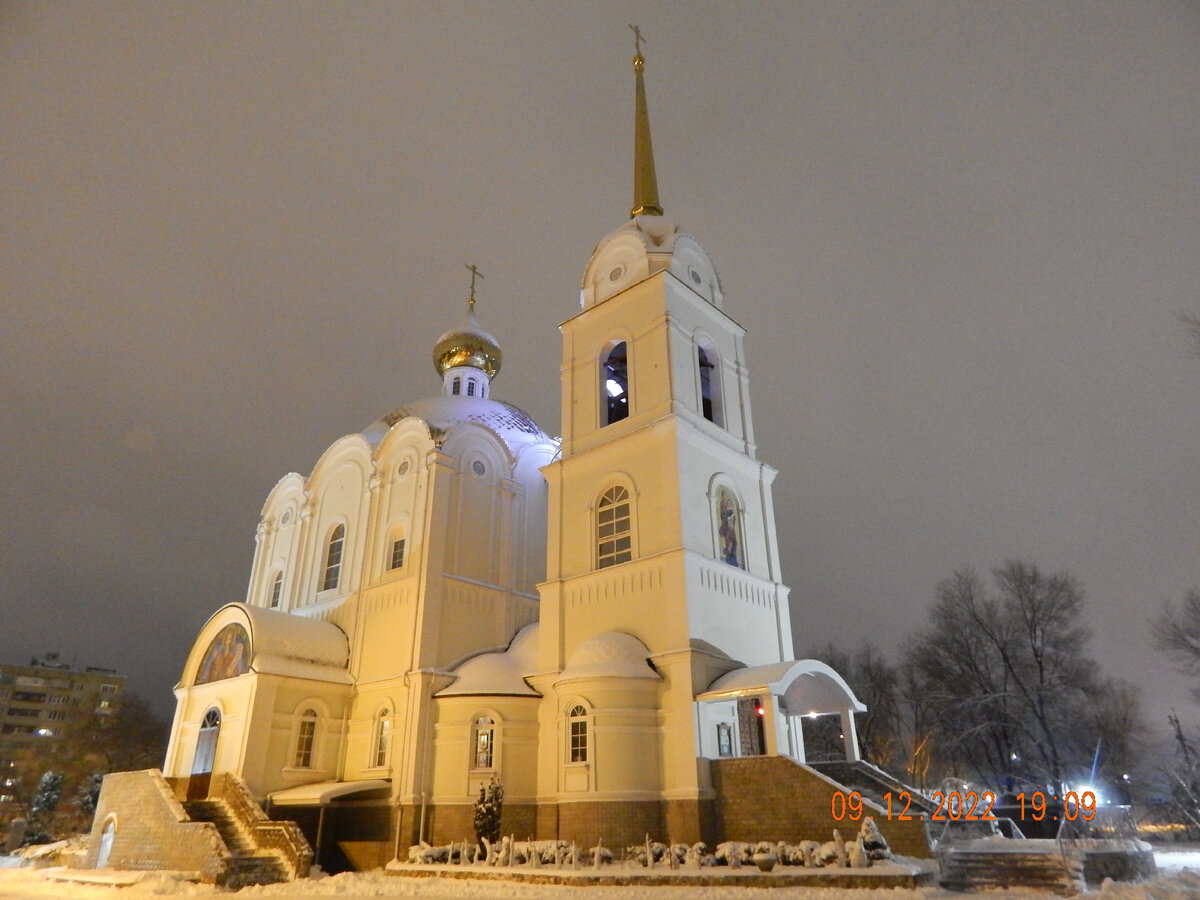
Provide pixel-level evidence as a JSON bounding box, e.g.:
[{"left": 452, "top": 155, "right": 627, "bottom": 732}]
[
  {"left": 565, "top": 562, "right": 664, "bottom": 608},
  {"left": 697, "top": 560, "right": 774, "bottom": 609}
]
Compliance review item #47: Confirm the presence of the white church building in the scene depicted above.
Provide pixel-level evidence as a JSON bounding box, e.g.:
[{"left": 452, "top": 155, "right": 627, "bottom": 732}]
[{"left": 140, "top": 48, "right": 924, "bottom": 873}]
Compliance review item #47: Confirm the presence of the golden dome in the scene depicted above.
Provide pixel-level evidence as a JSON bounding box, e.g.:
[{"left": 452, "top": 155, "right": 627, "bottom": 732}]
[{"left": 432, "top": 300, "right": 502, "bottom": 379}]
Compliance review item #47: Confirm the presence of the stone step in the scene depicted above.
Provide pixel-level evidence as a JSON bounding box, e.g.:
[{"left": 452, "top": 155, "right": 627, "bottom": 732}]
[
  {"left": 940, "top": 849, "right": 1083, "bottom": 895},
  {"left": 182, "top": 798, "right": 289, "bottom": 886},
  {"left": 183, "top": 800, "right": 254, "bottom": 853},
  {"left": 224, "top": 853, "right": 289, "bottom": 888}
]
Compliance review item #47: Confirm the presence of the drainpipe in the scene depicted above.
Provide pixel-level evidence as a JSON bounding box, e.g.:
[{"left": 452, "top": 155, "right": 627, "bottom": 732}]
[
  {"left": 418, "top": 792, "right": 428, "bottom": 845},
  {"left": 316, "top": 805, "right": 326, "bottom": 868}
]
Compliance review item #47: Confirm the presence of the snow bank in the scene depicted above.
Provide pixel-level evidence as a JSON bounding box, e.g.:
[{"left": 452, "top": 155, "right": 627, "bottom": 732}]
[{"left": 0, "top": 851, "right": 1198, "bottom": 900}]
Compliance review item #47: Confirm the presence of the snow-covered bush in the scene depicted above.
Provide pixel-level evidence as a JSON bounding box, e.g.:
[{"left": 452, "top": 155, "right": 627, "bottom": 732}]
[
  {"left": 472, "top": 777, "right": 503, "bottom": 851},
  {"left": 859, "top": 816, "right": 893, "bottom": 861}
]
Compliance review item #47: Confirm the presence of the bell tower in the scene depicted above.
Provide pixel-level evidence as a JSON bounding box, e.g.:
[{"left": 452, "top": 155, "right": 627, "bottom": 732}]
[{"left": 535, "top": 36, "right": 794, "bottom": 843}]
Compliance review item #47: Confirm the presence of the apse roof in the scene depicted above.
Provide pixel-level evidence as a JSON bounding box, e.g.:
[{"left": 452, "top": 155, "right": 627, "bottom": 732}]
[
  {"left": 195, "top": 603, "right": 352, "bottom": 685},
  {"left": 555, "top": 630, "right": 660, "bottom": 684},
  {"left": 435, "top": 623, "right": 541, "bottom": 697}
]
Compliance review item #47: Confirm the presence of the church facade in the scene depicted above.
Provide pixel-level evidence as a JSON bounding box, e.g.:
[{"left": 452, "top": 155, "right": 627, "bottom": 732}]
[{"left": 158, "top": 49, "right": 875, "bottom": 870}]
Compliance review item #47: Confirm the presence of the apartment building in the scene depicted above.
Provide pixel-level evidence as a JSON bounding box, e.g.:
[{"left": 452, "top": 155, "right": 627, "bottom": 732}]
[{"left": 0, "top": 653, "right": 124, "bottom": 822}]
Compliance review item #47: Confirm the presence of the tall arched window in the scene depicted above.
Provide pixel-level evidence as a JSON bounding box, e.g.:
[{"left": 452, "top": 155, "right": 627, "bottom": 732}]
[
  {"left": 697, "top": 345, "right": 723, "bottom": 426},
  {"left": 372, "top": 707, "right": 391, "bottom": 768},
  {"left": 568, "top": 705, "right": 589, "bottom": 763},
  {"left": 601, "top": 341, "right": 629, "bottom": 425},
  {"left": 192, "top": 708, "right": 221, "bottom": 777},
  {"left": 597, "top": 486, "right": 632, "bottom": 568},
  {"left": 294, "top": 708, "right": 317, "bottom": 768},
  {"left": 269, "top": 571, "right": 283, "bottom": 609},
  {"left": 321, "top": 524, "right": 345, "bottom": 591},
  {"left": 452, "top": 376, "right": 462, "bottom": 395},
  {"left": 472, "top": 716, "right": 495, "bottom": 769}
]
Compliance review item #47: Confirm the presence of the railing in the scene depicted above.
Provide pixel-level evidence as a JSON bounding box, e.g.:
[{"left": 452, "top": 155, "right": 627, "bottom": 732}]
[
  {"left": 1056, "top": 804, "right": 1139, "bottom": 869},
  {"left": 211, "top": 773, "right": 313, "bottom": 880}
]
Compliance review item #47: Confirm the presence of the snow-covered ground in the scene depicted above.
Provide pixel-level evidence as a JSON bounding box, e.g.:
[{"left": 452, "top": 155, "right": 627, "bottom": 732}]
[{"left": 0, "top": 851, "right": 1198, "bottom": 900}]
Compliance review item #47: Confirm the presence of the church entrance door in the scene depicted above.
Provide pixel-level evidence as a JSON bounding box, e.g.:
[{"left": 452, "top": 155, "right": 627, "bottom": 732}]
[
  {"left": 736, "top": 697, "right": 766, "bottom": 755},
  {"left": 188, "top": 708, "right": 221, "bottom": 799}
]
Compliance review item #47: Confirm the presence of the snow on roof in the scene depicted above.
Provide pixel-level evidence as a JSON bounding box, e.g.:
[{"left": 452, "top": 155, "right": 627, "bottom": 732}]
[
  {"left": 210, "top": 604, "right": 352, "bottom": 684},
  {"left": 554, "top": 631, "right": 660, "bottom": 684},
  {"left": 698, "top": 659, "right": 865, "bottom": 714},
  {"left": 269, "top": 779, "right": 391, "bottom": 806},
  {"left": 362, "top": 395, "right": 550, "bottom": 452},
  {"left": 435, "top": 623, "right": 541, "bottom": 697}
]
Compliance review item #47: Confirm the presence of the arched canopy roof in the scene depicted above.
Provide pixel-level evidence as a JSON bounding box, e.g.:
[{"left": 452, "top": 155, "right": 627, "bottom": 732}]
[
  {"left": 697, "top": 659, "right": 865, "bottom": 715},
  {"left": 180, "top": 603, "right": 351, "bottom": 688}
]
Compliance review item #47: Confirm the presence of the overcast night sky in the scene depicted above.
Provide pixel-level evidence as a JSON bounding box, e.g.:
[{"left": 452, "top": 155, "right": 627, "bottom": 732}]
[{"left": 2, "top": 2, "right": 1198, "bottom": 748}]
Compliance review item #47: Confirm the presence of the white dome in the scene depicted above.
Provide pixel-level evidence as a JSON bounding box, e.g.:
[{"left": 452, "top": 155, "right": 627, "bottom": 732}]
[
  {"left": 555, "top": 631, "right": 660, "bottom": 684},
  {"left": 580, "top": 215, "right": 724, "bottom": 309},
  {"left": 362, "top": 395, "right": 550, "bottom": 453}
]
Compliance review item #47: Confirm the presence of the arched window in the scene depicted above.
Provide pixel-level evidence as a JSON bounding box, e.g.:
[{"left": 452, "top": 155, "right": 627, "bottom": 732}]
[
  {"left": 452, "top": 376, "right": 462, "bottom": 395},
  {"left": 466, "top": 379, "right": 476, "bottom": 397},
  {"left": 472, "top": 716, "right": 495, "bottom": 769},
  {"left": 697, "top": 345, "right": 723, "bottom": 426},
  {"left": 372, "top": 707, "right": 391, "bottom": 768},
  {"left": 601, "top": 342, "right": 629, "bottom": 425},
  {"left": 294, "top": 708, "right": 318, "bottom": 768},
  {"left": 568, "top": 705, "right": 589, "bottom": 763},
  {"left": 321, "top": 524, "right": 345, "bottom": 592},
  {"left": 269, "top": 571, "right": 283, "bottom": 609},
  {"left": 388, "top": 527, "right": 406, "bottom": 571},
  {"left": 597, "top": 486, "right": 632, "bottom": 569},
  {"left": 715, "top": 485, "right": 745, "bottom": 569}
]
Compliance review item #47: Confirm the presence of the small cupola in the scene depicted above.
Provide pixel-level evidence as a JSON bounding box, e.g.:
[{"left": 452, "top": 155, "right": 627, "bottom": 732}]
[{"left": 433, "top": 265, "right": 501, "bottom": 399}]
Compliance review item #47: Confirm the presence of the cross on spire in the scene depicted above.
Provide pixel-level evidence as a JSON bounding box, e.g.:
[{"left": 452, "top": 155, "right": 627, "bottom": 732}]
[
  {"left": 464, "top": 263, "right": 484, "bottom": 310},
  {"left": 629, "top": 24, "right": 645, "bottom": 59}
]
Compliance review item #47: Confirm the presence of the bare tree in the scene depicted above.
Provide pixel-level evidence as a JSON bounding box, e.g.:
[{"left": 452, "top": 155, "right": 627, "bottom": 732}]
[
  {"left": 906, "top": 561, "right": 1110, "bottom": 795},
  {"left": 1154, "top": 589, "right": 1200, "bottom": 697}
]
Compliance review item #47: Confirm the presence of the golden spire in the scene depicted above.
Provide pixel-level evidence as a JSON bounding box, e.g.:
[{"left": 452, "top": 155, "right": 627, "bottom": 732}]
[{"left": 629, "top": 25, "right": 663, "bottom": 218}]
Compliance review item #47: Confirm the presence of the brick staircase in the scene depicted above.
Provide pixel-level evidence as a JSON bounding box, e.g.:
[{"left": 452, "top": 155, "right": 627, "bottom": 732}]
[
  {"left": 938, "top": 840, "right": 1084, "bottom": 895},
  {"left": 183, "top": 799, "right": 289, "bottom": 888}
]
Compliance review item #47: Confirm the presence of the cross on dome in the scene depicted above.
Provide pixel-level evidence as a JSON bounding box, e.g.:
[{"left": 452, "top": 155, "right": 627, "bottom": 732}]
[{"left": 464, "top": 262, "right": 484, "bottom": 309}]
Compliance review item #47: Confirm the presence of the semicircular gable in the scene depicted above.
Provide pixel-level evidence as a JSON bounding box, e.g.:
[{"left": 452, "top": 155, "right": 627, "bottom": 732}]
[
  {"left": 179, "top": 603, "right": 351, "bottom": 689},
  {"left": 582, "top": 230, "right": 654, "bottom": 307},
  {"left": 373, "top": 418, "right": 436, "bottom": 468},
  {"left": 306, "top": 434, "right": 373, "bottom": 493},
  {"left": 260, "top": 472, "right": 305, "bottom": 520},
  {"left": 669, "top": 233, "right": 724, "bottom": 307},
  {"left": 438, "top": 421, "right": 515, "bottom": 471}
]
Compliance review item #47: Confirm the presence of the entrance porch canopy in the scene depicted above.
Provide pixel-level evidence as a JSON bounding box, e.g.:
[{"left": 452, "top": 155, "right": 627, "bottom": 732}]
[
  {"left": 696, "top": 659, "right": 865, "bottom": 763},
  {"left": 269, "top": 779, "right": 391, "bottom": 807}
]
